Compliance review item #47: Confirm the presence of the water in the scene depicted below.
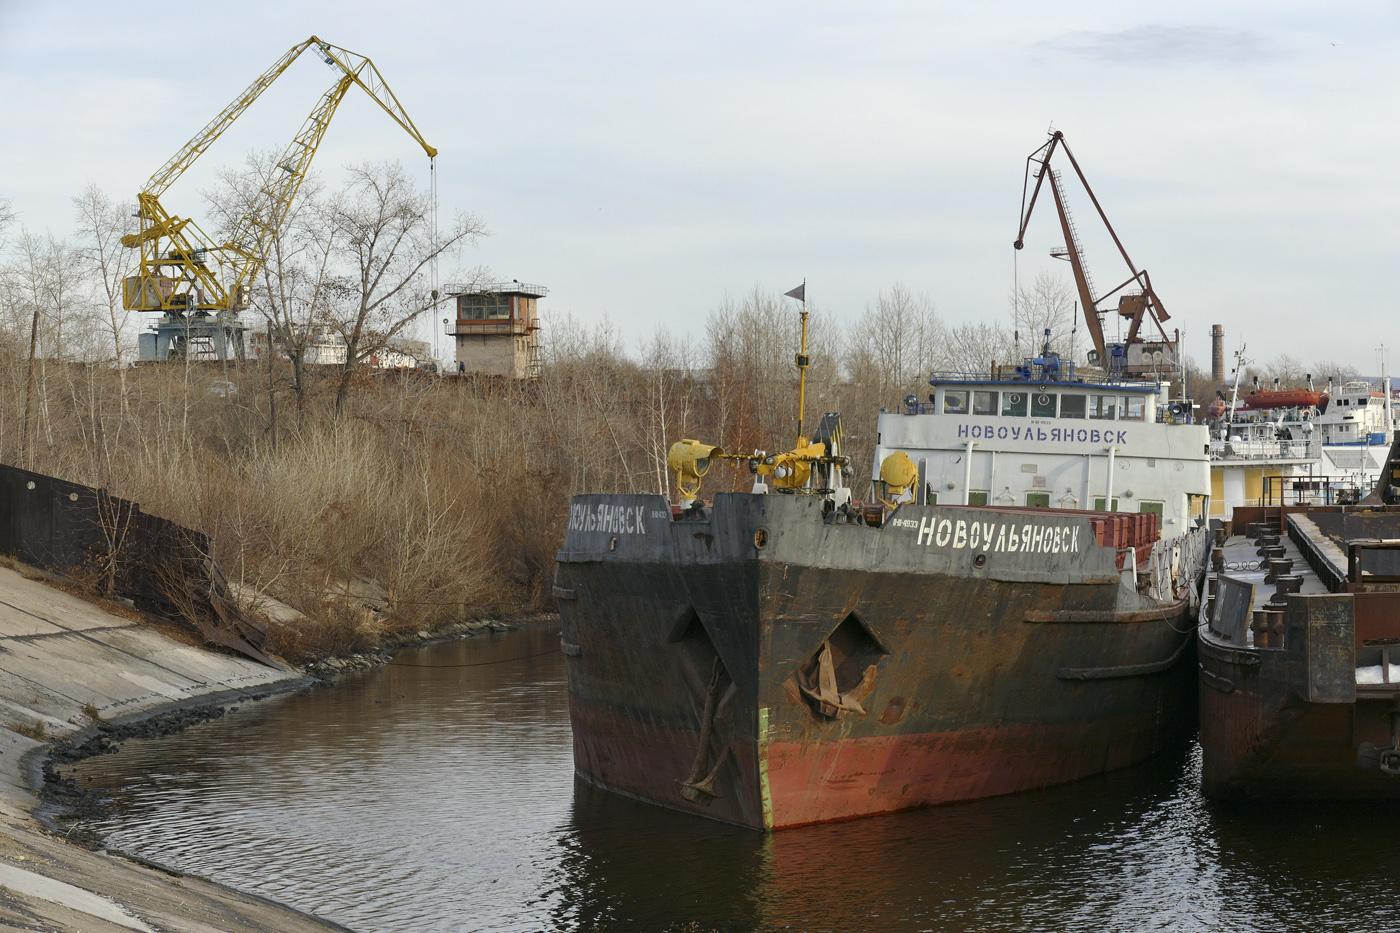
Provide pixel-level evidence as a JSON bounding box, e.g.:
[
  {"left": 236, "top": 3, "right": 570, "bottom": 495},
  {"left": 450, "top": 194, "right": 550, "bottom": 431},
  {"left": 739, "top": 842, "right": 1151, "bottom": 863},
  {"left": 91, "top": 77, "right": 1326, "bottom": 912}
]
[{"left": 71, "top": 626, "right": 1400, "bottom": 933}]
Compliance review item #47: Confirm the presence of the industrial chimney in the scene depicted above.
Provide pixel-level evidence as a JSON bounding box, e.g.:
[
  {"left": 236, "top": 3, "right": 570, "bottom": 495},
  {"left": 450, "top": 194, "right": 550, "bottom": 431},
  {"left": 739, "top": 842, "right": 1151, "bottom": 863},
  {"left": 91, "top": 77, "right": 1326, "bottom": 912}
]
[{"left": 1210, "top": 324, "right": 1225, "bottom": 387}]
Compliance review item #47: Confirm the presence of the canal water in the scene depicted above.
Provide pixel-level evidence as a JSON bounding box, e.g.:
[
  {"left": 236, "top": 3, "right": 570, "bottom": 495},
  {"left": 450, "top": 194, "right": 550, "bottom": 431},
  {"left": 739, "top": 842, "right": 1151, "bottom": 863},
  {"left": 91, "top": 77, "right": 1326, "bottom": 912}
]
[{"left": 72, "top": 625, "right": 1400, "bottom": 933}]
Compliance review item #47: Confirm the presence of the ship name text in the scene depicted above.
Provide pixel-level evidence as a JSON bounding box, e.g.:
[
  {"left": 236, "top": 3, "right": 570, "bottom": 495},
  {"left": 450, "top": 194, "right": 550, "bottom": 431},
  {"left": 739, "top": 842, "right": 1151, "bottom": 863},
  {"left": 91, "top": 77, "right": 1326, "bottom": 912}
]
[
  {"left": 568, "top": 502, "right": 649, "bottom": 535},
  {"left": 957, "top": 423, "right": 1128, "bottom": 445},
  {"left": 915, "top": 516, "right": 1081, "bottom": 554}
]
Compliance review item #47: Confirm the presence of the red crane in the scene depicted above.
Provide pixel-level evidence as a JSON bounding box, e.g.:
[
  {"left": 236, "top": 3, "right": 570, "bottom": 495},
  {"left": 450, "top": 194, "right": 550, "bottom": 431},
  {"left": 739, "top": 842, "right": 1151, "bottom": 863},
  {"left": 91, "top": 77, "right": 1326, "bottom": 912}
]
[{"left": 1013, "top": 131, "right": 1176, "bottom": 377}]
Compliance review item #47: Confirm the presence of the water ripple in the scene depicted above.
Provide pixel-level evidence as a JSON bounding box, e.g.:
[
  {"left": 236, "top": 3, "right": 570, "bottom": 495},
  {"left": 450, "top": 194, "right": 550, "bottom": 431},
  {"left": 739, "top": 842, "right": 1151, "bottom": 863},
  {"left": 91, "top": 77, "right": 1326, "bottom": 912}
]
[{"left": 73, "top": 627, "right": 1400, "bottom": 932}]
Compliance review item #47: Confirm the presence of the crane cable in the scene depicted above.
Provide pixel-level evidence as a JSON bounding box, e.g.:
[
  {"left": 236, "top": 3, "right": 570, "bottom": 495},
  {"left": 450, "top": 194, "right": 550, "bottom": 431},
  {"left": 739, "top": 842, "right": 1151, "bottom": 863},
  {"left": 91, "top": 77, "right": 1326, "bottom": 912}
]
[{"left": 431, "top": 156, "right": 439, "bottom": 362}]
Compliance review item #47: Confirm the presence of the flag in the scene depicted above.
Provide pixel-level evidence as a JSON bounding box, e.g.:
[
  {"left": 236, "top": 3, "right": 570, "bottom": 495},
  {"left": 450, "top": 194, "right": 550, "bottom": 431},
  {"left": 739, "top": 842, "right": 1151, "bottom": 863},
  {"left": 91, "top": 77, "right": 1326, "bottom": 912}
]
[{"left": 784, "top": 283, "right": 805, "bottom": 302}]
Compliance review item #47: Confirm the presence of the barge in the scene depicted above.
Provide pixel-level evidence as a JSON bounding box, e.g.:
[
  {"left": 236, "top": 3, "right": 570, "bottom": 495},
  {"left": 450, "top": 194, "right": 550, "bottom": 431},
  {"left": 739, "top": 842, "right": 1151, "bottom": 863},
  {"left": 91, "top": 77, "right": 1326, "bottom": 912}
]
[
  {"left": 555, "top": 131, "right": 1212, "bottom": 828},
  {"left": 1199, "top": 436, "right": 1400, "bottom": 797}
]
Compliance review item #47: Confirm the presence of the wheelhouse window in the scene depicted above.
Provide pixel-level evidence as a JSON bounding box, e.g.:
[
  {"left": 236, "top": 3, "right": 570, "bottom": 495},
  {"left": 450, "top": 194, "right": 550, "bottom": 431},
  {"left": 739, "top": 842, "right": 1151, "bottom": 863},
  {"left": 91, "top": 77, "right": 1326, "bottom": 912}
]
[
  {"left": 944, "top": 390, "right": 969, "bottom": 415},
  {"left": 1139, "top": 501, "right": 1164, "bottom": 517},
  {"left": 1088, "top": 395, "right": 1117, "bottom": 419},
  {"left": 1123, "top": 396, "right": 1146, "bottom": 421},
  {"left": 1094, "top": 497, "right": 1120, "bottom": 511},
  {"left": 968, "top": 491, "right": 989, "bottom": 506},
  {"left": 1026, "top": 492, "right": 1050, "bottom": 508},
  {"left": 1001, "top": 391, "right": 1028, "bottom": 417},
  {"left": 1059, "top": 394, "right": 1087, "bottom": 419},
  {"left": 972, "top": 390, "right": 998, "bottom": 416},
  {"left": 1031, "top": 392, "right": 1057, "bottom": 418}
]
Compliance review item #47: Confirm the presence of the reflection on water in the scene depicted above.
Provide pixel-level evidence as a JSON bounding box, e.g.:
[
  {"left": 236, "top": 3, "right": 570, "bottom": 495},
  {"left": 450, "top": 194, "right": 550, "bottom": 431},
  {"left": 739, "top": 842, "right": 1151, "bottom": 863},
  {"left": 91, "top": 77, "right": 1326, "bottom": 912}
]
[{"left": 74, "top": 627, "right": 1400, "bottom": 932}]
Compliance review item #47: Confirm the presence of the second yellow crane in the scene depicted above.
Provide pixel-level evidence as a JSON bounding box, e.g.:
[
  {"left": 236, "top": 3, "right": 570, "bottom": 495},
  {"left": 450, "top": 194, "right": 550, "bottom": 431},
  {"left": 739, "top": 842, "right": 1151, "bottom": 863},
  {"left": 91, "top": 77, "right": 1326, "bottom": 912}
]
[{"left": 122, "top": 35, "right": 436, "bottom": 360}]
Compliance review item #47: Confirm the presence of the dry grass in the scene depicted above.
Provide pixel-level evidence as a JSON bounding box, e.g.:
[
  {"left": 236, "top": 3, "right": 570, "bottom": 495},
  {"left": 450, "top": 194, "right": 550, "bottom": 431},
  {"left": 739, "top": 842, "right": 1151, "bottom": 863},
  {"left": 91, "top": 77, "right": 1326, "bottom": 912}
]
[{"left": 0, "top": 293, "right": 908, "bottom": 662}]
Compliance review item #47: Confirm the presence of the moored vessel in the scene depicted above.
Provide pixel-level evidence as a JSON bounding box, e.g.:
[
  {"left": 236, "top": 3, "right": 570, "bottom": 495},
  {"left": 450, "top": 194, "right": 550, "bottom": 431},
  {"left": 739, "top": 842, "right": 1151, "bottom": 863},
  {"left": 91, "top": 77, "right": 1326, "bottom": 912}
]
[
  {"left": 555, "top": 132, "right": 1213, "bottom": 829},
  {"left": 1198, "top": 434, "right": 1400, "bottom": 798}
]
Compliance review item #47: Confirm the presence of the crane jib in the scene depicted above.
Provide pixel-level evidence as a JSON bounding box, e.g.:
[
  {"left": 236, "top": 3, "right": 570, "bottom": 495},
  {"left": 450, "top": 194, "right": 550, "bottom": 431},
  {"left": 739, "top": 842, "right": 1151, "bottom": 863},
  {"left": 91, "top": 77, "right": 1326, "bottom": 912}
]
[{"left": 123, "top": 35, "right": 436, "bottom": 320}]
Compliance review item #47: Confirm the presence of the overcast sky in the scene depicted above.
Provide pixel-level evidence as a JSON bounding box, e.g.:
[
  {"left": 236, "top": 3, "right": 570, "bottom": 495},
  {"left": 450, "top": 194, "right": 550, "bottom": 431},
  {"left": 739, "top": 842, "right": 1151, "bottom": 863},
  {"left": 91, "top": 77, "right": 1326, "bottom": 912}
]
[{"left": 2, "top": 1, "right": 1397, "bottom": 372}]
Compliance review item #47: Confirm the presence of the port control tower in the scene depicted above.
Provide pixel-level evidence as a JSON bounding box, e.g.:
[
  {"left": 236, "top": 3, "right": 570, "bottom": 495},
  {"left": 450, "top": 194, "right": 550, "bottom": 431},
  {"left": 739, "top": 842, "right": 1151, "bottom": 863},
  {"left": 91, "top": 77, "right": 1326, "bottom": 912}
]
[{"left": 445, "top": 280, "right": 546, "bottom": 379}]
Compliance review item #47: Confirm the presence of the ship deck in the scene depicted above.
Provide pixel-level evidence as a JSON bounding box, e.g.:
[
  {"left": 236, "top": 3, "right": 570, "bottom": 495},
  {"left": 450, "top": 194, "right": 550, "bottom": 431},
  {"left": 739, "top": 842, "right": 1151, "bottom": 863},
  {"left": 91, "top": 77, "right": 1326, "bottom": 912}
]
[{"left": 1207, "top": 530, "right": 1330, "bottom": 648}]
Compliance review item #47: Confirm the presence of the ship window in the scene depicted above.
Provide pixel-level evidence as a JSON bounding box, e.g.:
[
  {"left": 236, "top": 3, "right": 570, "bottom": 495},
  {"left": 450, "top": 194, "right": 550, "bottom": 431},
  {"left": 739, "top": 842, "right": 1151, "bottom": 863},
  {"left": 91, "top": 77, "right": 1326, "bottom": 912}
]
[
  {"left": 1031, "top": 392, "right": 1057, "bottom": 418},
  {"left": 1088, "top": 395, "right": 1117, "bottom": 420},
  {"left": 1123, "top": 396, "right": 1146, "bottom": 421},
  {"left": 1139, "top": 501, "right": 1164, "bottom": 517},
  {"left": 1026, "top": 492, "right": 1051, "bottom": 508},
  {"left": 944, "top": 390, "right": 969, "bottom": 414},
  {"left": 1059, "top": 394, "right": 1087, "bottom": 419},
  {"left": 1093, "top": 497, "right": 1120, "bottom": 511},
  {"left": 968, "top": 491, "right": 989, "bottom": 506},
  {"left": 1001, "top": 391, "right": 1028, "bottom": 417},
  {"left": 972, "top": 390, "right": 998, "bottom": 415}
]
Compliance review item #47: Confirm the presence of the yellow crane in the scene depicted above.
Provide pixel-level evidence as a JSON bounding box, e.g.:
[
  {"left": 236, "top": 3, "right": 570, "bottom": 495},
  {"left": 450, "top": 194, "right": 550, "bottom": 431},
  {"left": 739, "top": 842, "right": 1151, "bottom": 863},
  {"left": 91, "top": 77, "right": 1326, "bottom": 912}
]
[{"left": 121, "top": 35, "right": 436, "bottom": 359}]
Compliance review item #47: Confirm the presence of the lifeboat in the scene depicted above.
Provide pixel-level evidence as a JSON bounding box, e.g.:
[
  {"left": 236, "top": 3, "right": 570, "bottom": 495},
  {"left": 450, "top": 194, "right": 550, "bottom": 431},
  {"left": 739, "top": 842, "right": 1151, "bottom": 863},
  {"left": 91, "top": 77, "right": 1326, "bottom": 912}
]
[{"left": 1237, "top": 390, "right": 1326, "bottom": 411}]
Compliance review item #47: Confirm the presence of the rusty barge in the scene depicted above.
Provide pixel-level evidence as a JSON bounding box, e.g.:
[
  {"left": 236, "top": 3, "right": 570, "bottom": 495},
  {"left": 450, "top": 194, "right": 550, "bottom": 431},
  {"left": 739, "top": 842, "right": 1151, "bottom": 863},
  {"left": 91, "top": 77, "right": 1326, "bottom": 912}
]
[
  {"left": 555, "top": 348, "right": 1213, "bottom": 829},
  {"left": 1199, "top": 436, "right": 1400, "bottom": 797},
  {"left": 555, "top": 131, "right": 1213, "bottom": 828}
]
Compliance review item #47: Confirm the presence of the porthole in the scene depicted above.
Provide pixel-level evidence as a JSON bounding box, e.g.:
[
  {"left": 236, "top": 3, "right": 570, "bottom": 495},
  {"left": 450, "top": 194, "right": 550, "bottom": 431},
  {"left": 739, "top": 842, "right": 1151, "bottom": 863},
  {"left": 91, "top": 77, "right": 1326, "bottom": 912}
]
[{"left": 754, "top": 528, "right": 768, "bottom": 549}]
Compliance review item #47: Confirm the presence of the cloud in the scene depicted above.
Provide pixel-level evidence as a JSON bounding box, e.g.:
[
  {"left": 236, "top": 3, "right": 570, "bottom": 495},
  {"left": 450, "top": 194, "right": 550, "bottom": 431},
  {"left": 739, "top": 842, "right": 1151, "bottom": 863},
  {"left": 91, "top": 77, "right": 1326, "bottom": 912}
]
[{"left": 1038, "top": 24, "right": 1276, "bottom": 66}]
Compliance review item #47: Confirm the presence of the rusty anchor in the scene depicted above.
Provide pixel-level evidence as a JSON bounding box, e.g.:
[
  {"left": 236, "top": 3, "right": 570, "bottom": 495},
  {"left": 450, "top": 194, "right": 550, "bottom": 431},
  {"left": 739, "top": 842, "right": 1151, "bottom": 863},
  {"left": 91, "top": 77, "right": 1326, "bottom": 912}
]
[
  {"left": 795, "top": 640, "right": 876, "bottom": 719},
  {"left": 680, "top": 656, "right": 731, "bottom": 804},
  {"left": 1357, "top": 697, "right": 1400, "bottom": 775}
]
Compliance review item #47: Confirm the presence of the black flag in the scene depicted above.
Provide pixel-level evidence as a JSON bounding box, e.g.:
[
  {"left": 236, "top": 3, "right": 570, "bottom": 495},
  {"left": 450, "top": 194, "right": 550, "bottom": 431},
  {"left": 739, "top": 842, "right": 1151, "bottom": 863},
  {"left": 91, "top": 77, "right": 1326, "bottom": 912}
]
[{"left": 784, "top": 283, "right": 805, "bottom": 302}]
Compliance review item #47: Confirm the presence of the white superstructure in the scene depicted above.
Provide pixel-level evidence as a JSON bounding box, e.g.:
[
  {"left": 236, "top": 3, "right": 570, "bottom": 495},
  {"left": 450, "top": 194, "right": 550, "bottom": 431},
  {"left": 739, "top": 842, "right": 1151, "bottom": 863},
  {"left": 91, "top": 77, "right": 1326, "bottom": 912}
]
[{"left": 875, "top": 359, "right": 1211, "bottom": 543}]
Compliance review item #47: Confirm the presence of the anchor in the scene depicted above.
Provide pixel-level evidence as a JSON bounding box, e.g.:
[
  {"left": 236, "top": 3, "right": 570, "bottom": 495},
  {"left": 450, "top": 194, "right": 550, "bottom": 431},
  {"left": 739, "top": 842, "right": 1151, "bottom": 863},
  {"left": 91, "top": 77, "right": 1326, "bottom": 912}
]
[
  {"left": 680, "top": 656, "right": 731, "bottom": 804},
  {"left": 795, "top": 640, "right": 876, "bottom": 719},
  {"left": 1357, "top": 696, "right": 1400, "bottom": 774}
]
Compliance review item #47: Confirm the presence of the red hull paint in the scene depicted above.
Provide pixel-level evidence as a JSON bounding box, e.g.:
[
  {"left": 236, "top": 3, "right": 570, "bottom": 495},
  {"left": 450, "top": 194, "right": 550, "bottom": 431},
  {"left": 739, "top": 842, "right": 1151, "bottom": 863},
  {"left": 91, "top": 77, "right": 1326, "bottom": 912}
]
[{"left": 765, "top": 714, "right": 1165, "bottom": 828}]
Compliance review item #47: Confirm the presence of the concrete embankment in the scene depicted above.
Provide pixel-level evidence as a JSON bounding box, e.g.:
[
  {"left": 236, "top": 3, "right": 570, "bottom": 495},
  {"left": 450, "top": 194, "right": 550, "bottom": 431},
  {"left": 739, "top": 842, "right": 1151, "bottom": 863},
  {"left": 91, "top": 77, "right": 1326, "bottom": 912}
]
[{"left": 0, "top": 564, "right": 352, "bottom": 932}]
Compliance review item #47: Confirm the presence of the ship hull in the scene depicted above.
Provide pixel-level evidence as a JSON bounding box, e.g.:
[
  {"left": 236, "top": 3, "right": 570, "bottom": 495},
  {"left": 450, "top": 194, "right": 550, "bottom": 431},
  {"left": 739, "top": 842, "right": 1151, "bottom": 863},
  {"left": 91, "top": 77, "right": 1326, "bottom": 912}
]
[
  {"left": 557, "top": 493, "right": 1204, "bottom": 830},
  {"left": 1198, "top": 505, "right": 1400, "bottom": 799}
]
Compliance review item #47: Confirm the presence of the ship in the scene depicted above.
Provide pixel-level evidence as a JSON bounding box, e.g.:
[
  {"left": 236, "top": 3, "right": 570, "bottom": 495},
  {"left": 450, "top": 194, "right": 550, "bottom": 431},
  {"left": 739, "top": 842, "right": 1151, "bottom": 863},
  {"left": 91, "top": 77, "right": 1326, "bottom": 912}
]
[
  {"left": 1198, "top": 434, "right": 1400, "bottom": 797},
  {"left": 1207, "top": 343, "right": 1397, "bottom": 519},
  {"left": 554, "top": 132, "right": 1215, "bottom": 828}
]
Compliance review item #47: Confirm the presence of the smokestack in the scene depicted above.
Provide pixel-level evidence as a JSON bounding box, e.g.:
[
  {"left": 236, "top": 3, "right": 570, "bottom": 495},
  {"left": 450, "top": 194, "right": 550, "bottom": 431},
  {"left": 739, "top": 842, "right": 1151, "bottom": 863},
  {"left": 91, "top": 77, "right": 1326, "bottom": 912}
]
[{"left": 1210, "top": 324, "right": 1225, "bottom": 386}]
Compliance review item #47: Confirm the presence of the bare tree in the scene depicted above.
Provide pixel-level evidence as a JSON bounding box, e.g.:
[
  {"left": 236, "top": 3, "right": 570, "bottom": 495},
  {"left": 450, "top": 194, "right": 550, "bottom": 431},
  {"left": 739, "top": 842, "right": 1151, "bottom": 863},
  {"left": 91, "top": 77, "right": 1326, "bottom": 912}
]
[
  {"left": 1010, "top": 270, "right": 1080, "bottom": 363},
  {"left": 942, "top": 319, "right": 1016, "bottom": 373},
  {"left": 72, "top": 185, "right": 137, "bottom": 412},
  {"left": 0, "top": 195, "right": 14, "bottom": 245},
  {"left": 12, "top": 231, "right": 81, "bottom": 465},
  {"left": 318, "top": 161, "right": 487, "bottom": 416},
  {"left": 1263, "top": 353, "right": 1307, "bottom": 388},
  {"left": 844, "top": 283, "right": 943, "bottom": 412},
  {"left": 205, "top": 153, "right": 337, "bottom": 417},
  {"left": 639, "top": 328, "right": 699, "bottom": 495},
  {"left": 1310, "top": 359, "right": 1362, "bottom": 388}
]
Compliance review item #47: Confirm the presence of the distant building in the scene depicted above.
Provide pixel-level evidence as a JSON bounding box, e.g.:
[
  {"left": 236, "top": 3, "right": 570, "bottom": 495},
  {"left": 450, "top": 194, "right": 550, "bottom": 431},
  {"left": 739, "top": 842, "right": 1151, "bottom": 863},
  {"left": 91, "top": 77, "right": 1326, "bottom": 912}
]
[
  {"left": 445, "top": 281, "right": 546, "bottom": 379},
  {"left": 247, "top": 327, "right": 428, "bottom": 369}
]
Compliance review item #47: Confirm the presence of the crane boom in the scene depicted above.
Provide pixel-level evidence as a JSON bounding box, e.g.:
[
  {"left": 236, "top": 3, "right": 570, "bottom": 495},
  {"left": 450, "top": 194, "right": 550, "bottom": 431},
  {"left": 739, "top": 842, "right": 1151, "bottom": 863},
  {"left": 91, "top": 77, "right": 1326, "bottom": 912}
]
[
  {"left": 1013, "top": 131, "right": 1175, "bottom": 377},
  {"left": 121, "top": 35, "right": 436, "bottom": 346}
]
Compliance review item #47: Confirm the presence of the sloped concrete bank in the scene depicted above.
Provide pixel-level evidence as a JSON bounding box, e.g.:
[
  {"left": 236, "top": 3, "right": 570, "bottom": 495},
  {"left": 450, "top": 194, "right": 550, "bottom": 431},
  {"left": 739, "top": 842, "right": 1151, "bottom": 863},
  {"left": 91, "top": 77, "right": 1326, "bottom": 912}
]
[{"left": 0, "top": 564, "right": 354, "bottom": 933}]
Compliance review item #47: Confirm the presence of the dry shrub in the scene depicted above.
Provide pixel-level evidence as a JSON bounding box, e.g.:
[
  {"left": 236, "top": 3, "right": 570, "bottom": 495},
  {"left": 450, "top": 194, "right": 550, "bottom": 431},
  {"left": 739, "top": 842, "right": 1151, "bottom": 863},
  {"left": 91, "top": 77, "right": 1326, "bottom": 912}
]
[{"left": 0, "top": 287, "right": 913, "bottom": 659}]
